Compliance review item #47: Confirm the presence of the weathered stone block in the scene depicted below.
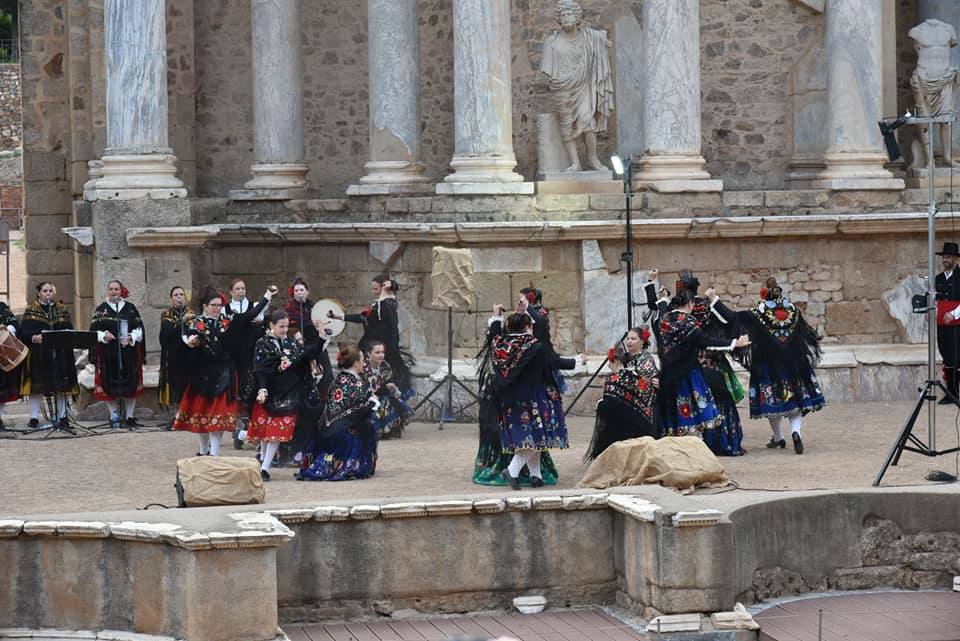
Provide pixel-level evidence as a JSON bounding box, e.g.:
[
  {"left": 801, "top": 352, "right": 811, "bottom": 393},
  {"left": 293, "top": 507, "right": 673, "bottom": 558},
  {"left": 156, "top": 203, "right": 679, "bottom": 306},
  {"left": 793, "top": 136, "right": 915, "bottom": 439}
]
[
  {"left": 74, "top": 251, "right": 94, "bottom": 299},
  {"left": 92, "top": 198, "right": 190, "bottom": 261},
  {"left": 212, "top": 246, "right": 283, "bottom": 276},
  {"left": 723, "top": 190, "right": 765, "bottom": 207},
  {"left": 339, "top": 244, "right": 372, "bottom": 271},
  {"left": 542, "top": 241, "right": 581, "bottom": 272},
  {"left": 764, "top": 189, "right": 829, "bottom": 208},
  {"left": 23, "top": 180, "right": 70, "bottom": 215},
  {"left": 145, "top": 254, "right": 192, "bottom": 308},
  {"left": 473, "top": 247, "right": 542, "bottom": 273},
  {"left": 26, "top": 248, "right": 73, "bottom": 275},
  {"left": 283, "top": 244, "right": 340, "bottom": 274},
  {"left": 23, "top": 151, "right": 66, "bottom": 181},
  {"left": 24, "top": 214, "right": 71, "bottom": 250},
  {"left": 825, "top": 301, "right": 899, "bottom": 337},
  {"left": 589, "top": 193, "right": 626, "bottom": 211}
]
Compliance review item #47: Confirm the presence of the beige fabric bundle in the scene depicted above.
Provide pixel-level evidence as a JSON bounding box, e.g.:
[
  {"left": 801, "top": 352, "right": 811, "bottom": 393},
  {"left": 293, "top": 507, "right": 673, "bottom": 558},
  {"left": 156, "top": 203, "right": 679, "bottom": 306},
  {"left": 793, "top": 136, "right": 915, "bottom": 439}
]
[
  {"left": 577, "top": 436, "right": 730, "bottom": 492},
  {"left": 430, "top": 246, "right": 475, "bottom": 311},
  {"left": 175, "top": 456, "right": 265, "bottom": 507}
]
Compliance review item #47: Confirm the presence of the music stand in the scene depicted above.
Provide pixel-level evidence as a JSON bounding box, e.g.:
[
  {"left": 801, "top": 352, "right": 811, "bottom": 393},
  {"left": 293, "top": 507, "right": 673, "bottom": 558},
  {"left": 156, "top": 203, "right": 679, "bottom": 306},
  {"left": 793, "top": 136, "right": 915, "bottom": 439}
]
[{"left": 37, "top": 329, "right": 99, "bottom": 436}]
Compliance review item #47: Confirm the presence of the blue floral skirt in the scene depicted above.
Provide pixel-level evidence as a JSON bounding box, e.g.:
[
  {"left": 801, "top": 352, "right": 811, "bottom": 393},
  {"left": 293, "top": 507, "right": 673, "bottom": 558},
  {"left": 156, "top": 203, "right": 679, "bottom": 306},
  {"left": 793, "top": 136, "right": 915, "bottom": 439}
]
[
  {"left": 749, "top": 362, "right": 826, "bottom": 419},
  {"left": 370, "top": 388, "right": 415, "bottom": 439},
  {"left": 297, "top": 425, "right": 377, "bottom": 481},
  {"left": 498, "top": 383, "right": 568, "bottom": 453},
  {"left": 702, "top": 397, "right": 744, "bottom": 456},
  {"left": 661, "top": 369, "right": 723, "bottom": 436}
]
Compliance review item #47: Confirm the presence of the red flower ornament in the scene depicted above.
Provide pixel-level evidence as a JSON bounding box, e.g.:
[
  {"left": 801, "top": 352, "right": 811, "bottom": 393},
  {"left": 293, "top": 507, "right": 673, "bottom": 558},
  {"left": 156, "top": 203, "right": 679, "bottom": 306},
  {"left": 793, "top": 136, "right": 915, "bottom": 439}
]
[
  {"left": 360, "top": 306, "right": 373, "bottom": 318},
  {"left": 679, "top": 404, "right": 692, "bottom": 418},
  {"left": 773, "top": 308, "right": 789, "bottom": 322},
  {"left": 195, "top": 320, "right": 206, "bottom": 332}
]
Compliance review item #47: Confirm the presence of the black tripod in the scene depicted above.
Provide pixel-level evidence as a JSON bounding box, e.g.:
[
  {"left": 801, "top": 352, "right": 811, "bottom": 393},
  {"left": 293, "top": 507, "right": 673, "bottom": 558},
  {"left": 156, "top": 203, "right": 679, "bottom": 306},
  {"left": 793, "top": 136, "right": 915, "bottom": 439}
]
[{"left": 411, "top": 307, "right": 479, "bottom": 429}]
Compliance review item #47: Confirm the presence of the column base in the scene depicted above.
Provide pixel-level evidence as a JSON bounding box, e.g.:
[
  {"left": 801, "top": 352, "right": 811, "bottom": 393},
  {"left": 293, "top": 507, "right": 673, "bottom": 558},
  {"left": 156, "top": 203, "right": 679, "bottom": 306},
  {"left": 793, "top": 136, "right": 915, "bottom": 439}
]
[
  {"left": 442, "top": 156, "right": 528, "bottom": 186},
  {"left": 229, "top": 188, "right": 308, "bottom": 201},
  {"left": 235, "top": 163, "right": 310, "bottom": 200},
  {"left": 632, "top": 154, "right": 723, "bottom": 192},
  {"left": 811, "top": 152, "right": 904, "bottom": 191},
  {"left": 436, "top": 182, "right": 535, "bottom": 195},
  {"left": 88, "top": 154, "right": 187, "bottom": 201}
]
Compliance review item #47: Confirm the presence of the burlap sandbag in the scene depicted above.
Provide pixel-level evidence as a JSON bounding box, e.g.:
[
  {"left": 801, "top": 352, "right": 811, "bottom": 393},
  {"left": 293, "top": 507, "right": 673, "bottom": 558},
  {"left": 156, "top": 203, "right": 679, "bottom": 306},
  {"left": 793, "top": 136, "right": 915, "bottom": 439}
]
[
  {"left": 175, "top": 456, "right": 265, "bottom": 507},
  {"left": 431, "top": 246, "right": 475, "bottom": 311},
  {"left": 576, "top": 436, "right": 730, "bottom": 492}
]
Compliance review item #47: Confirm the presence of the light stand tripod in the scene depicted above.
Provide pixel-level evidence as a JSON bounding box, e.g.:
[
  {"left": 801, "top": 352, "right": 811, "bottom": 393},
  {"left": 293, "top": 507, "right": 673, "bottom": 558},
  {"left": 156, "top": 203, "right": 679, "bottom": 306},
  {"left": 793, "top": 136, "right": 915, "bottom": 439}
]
[
  {"left": 565, "top": 154, "right": 645, "bottom": 415},
  {"left": 411, "top": 306, "right": 479, "bottom": 429},
  {"left": 874, "top": 112, "right": 960, "bottom": 485}
]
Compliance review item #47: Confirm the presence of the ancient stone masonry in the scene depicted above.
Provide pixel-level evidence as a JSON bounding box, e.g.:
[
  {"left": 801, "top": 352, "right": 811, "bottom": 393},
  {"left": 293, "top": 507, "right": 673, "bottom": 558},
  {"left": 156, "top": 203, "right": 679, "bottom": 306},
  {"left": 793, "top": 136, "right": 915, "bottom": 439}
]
[
  {"left": 0, "top": 64, "right": 21, "bottom": 151},
  {"left": 745, "top": 515, "right": 960, "bottom": 603}
]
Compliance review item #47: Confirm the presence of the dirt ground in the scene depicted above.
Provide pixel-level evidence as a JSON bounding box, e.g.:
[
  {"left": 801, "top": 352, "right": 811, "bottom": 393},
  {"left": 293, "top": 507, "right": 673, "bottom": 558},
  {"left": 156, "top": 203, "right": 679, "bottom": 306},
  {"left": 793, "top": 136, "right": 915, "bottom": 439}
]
[{"left": 2, "top": 399, "right": 959, "bottom": 516}]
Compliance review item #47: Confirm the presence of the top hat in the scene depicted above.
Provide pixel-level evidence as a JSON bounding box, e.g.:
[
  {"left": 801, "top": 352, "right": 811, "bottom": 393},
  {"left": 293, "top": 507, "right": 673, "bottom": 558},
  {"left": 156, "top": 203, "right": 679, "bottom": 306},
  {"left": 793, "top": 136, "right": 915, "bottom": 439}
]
[{"left": 937, "top": 242, "right": 960, "bottom": 256}]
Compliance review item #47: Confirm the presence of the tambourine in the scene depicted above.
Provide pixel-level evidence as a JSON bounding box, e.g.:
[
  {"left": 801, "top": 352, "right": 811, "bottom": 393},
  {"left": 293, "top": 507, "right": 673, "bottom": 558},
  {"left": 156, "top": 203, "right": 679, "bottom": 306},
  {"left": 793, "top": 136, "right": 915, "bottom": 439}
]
[{"left": 311, "top": 298, "right": 347, "bottom": 337}]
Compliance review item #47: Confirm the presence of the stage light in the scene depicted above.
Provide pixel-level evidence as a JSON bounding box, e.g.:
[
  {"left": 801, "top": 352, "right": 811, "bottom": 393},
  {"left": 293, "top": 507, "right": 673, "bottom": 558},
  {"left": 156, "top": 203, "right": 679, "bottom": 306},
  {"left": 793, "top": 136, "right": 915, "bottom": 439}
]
[{"left": 610, "top": 154, "right": 624, "bottom": 176}]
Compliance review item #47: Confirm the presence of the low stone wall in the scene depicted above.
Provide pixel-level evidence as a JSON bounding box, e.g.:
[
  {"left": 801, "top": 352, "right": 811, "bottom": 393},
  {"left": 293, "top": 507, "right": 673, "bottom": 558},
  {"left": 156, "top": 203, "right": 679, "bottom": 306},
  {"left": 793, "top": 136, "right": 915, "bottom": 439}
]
[{"left": 0, "top": 64, "right": 20, "bottom": 152}]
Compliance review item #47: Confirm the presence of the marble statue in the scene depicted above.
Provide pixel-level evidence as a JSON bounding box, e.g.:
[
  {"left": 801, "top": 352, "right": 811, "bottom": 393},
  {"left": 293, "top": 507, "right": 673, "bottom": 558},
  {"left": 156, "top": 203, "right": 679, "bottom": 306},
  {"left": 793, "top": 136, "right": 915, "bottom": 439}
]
[
  {"left": 909, "top": 18, "right": 959, "bottom": 167},
  {"left": 540, "top": 0, "right": 614, "bottom": 172}
]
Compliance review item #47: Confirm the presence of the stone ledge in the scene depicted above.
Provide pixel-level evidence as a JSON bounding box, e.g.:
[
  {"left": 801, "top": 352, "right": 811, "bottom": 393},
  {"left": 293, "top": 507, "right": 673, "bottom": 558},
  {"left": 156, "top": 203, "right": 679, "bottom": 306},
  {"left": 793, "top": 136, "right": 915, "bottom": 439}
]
[
  {"left": 0, "top": 631, "right": 289, "bottom": 641},
  {"left": 126, "top": 211, "right": 956, "bottom": 247}
]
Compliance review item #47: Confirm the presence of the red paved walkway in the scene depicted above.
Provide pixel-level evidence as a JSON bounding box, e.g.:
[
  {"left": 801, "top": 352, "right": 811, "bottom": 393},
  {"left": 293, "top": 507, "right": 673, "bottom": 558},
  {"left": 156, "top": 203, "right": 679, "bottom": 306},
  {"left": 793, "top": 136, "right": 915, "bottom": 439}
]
[
  {"left": 284, "top": 608, "right": 644, "bottom": 641},
  {"left": 755, "top": 591, "right": 960, "bottom": 641}
]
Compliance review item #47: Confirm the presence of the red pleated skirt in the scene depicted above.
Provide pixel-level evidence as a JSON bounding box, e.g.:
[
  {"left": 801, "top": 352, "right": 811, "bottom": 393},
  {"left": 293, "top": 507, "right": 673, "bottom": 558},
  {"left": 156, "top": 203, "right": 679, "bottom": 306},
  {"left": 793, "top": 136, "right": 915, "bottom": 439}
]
[
  {"left": 247, "top": 403, "right": 296, "bottom": 443},
  {"left": 172, "top": 388, "right": 237, "bottom": 434}
]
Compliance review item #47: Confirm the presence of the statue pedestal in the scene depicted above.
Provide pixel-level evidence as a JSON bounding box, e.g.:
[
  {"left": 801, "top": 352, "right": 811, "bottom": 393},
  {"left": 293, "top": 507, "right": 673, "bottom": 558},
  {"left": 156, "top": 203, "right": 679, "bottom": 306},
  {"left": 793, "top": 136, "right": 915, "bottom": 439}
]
[
  {"left": 536, "top": 169, "right": 623, "bottom": 195},
  {"left": 906, "top": 166, "right": 960, "bottom": 188}
]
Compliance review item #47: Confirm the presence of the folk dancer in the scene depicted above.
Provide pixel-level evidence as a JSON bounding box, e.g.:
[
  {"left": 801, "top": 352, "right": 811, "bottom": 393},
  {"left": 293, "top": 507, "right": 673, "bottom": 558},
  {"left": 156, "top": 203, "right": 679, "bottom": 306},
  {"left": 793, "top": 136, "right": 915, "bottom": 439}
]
[
  {"left": 159, "top": 286, "right": 193, "bottom": 418},
  {"left": 249, "top": 310, "right": 325, "bottom": 480},
  {"left": 0, "top": 298, "right": 20, "bottom": 428},
  {"left": 20, "top": 282, "right": 79, "bottom": 430},
  {"left": 224, "top": 278, "right": 267, "bottom": 448},
  {"left": 473, "top": 301, "right": 561, "bottom": 487},
  {"left": 936, "top": 242, "right": 960, "bottom": 404},
  {"left": 298, "top": 344, "right": 380, "bottom": 481},
  {"left": 90, "top": 280, "right": 145, "bottom": 428},
  {"left": 364, "top": 340, "right": 413, "bottom": 439},
  {"left": 172, "top": 286, "right": 274, "bottom": 456},
  {"left": 492, "top": 312, "right": 583, "bottom": 490},
  {"left": 740, "top": 278, "right": 826, "bottom": 454},
  {"left": 584, "top": 327, "right": 660, "bottom": 461},
  {"left": 658, "top": 290, "right": 750, "bottom": 442}
]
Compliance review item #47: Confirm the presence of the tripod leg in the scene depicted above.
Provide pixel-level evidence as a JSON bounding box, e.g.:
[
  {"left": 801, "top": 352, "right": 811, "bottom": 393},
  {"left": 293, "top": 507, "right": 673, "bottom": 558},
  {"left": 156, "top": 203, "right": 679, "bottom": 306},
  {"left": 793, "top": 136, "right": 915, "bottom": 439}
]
[
  {"left": 873, "top": 383, "right": 931, "bottom": 486},
  {"left": 452, "top": 375, "right": 480, "bottom": 401},
  {"left": 564, "top": 355, "right": 610, "bottom": 416},
  {"left": 438, "top": 376, "right": 454, "bottom": 430},
  {"left": 411, "top": 378, "right": 445, "bottom": 414}
]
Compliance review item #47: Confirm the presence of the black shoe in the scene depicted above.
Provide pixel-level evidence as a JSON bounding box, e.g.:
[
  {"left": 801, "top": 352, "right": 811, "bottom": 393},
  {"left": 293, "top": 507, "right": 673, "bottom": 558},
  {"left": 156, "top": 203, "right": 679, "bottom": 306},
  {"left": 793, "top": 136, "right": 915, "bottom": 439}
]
[
  {"left": 531, "top": 477, "right": 545, "bottom": 488},
  {"left": 939, "top": 396, "right": 954, "bottom": 405},
  {"left": 28, "top": 418, "right": 39, "bottom": 429},
  {"left": 501, "top": 469, "right": 521, "bottom": 490},
  {"left": 233, "top": 431, "right": 244, "bottom": 450},
  {"left": 766, "top": 438, "right": 786, "bottom": 449},
  {"left": 126, "top": 418, "right": 139, "bottom": 429},
  {"left": 260, "top": 469, "right": 270, "bottom": 481},
  {"left": 792, "top": 432, "right": 804, "bottom": 455},
  {"left": 195, "top": 450, "right": 208, "bottom": 457}
]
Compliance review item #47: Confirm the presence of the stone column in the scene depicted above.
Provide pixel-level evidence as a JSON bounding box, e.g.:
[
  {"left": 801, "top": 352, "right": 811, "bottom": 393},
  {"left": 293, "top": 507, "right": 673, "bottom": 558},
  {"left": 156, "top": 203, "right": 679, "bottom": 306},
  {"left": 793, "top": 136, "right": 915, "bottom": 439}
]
[
  {"left": 633, "top": 0, "right": 721, "bottom": 193},
  {"left": 232, "top": 0, "right": 309, "bottom": 200},
  {"left": 436, "top": 0, "right": 533, "bottom": 195},
  {"left": 91, "top": 0, "right": 187, "bottom": 200},
  {"left": 812, "top": 0, "right": 903, "bottom": 190},
  {"left": 348, "top": 0, "right": 431, "bottom": 196}
]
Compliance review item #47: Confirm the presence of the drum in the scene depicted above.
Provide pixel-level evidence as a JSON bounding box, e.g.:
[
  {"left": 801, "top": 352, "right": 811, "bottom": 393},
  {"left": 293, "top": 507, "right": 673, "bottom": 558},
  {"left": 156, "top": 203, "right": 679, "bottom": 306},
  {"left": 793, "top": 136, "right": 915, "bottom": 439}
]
[
  {"left": 0, "top": 328, "right": 28, "bottom": 372},
  {"left": 311, "top": 298, "right": 347, "bottom": 338}
]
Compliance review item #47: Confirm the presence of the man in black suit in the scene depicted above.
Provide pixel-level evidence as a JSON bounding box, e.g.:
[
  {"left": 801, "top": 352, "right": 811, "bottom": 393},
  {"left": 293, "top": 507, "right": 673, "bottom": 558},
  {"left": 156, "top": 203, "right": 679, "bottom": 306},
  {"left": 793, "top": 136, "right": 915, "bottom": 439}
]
[{"left": 935, "top": 242, "right": 960, "bottom": 403}]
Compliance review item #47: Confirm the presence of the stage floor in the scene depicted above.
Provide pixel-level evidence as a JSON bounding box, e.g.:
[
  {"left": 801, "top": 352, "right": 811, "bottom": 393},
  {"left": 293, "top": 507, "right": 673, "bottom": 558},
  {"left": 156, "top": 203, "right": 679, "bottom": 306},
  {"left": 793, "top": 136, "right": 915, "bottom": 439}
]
[{"left": 2, "top": 400, "right": 959, "bottom": 516}]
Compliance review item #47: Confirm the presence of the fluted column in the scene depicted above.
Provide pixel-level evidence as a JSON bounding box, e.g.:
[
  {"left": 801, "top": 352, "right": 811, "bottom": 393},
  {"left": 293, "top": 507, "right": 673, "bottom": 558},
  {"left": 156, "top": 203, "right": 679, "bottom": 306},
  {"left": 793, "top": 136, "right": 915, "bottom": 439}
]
[
  {"left": 813, "top": 0, "right": 904, "bottom": 190},
  {"left": 436, "top": 0, "right": 533, "bottom": 195},
  {"left": 633, "top": 0, "right": 721, "bottom": 193},
  {"left": 348, "top": 0, "right": 431, "bottom": 196},
  {"left": 91, "top": 0, "right": 186, "bottom": 200},
  {"left": 232, "top": 0, "right": 309, "bottom": 200}
]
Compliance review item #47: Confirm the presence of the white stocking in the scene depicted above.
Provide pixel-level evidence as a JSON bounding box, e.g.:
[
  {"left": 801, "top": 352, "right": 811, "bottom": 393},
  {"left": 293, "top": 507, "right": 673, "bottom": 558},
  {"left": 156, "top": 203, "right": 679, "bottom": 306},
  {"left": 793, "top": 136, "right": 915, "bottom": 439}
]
[
  {"left": 525, "top": 451, "right": 542, "bottom": 479},
  {"left": 29, "top": 394, "right": 42, "bottom": 419},
  {"left": 197, "top": 433, "right": 211, "bottom": 455},
  {"left": 123, "top": 398, "right": 136, "bottom": 419},
  {"left": 56, "top": 394, "right": 69, "bottom": 420},
  {"left": 261, "top": 441, "right": 280, "bottom": 472},
  {"left": 768, "top": 416, "right": 784, "bottom": 441},
  {"left": 789, "top": 412, "right": 803, "bottom": 437},
  {"left": 507, "top": 452, "right": 526, "bottom": 478},
  {"left": 209, "top": 431, "right": 222, "bottom": 456}
]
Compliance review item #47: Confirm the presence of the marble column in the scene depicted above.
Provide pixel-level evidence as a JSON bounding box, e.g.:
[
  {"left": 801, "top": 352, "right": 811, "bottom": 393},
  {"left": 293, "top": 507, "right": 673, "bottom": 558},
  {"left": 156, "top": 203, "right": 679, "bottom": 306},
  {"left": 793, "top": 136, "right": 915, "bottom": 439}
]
[
  {"left": 92, "top": 0, "right": 186, "bottom": 200},
  {"left": 812, "top": 0, "right": 903, "bottom": 190},
  {"left": 232, "top": 0, "right": 309, "bottom": 200},
  {"left": 436, "top": 0, "right": 533, "bottom": 195},
  {"left": 348, "top": 0, "right": 431, "bottom": 196},
  {"left": 633, "top": 0, "right": 721, "bottom": 193}
]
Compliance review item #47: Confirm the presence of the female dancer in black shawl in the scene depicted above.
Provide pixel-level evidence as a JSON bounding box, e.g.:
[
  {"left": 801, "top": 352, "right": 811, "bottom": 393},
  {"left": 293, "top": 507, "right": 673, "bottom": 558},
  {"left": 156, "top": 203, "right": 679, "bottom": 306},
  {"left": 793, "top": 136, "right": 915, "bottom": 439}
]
[
  {"left": 658, "top": 290, "right": 750, "bottom": 440},
  {"left": 493, "top": 312, "right": 582, "bottom": 490},
  {"left": 298, "top": 344, "right": 379, "bottom": 481},
  {"left": 21, "top": 282, "right": 78, "bottom": 430},
  {"left": 739, "top": 277, "right": 825, "bottom": 454},
  {"left": 90, "top": 280, "right": 145, "bottom": 427},
  {"left": 364, "top": 340, "right": 413, "bottom": 439},
  {"left": 0, "top": 299, "right": 20, "bottom": 428},
  {"left": 225, "top": 278, "right": 266, "bottom": 448},
  {"left": 173, "top": 286, "right": 275, "bottom": 456},
  {"left": 159, "top": 286, "right": 193, "bottom": 416},
  {"left": 584, "top": 327, "right": 660, "bottom": 461},
  {"left": 249, "top": 310, "right": 325, "bottom": 480},
  {"left": 333, "top": 274, "right": 414, "bottom": 392}
]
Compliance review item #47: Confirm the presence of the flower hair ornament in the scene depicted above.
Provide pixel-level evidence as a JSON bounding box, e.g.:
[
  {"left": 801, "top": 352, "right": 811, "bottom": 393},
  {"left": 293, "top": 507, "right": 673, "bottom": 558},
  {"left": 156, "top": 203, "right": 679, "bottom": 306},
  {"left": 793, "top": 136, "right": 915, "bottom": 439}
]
[
  {"left": 759, "top": 287, "right": 769, "bottom": 301},
  {"left": 641, "top": 328, "right": 652, "bottom": 347},
  {"left": 120, "top": 285, "right": 129, "bottom": 299},
  {"left": 287, "top": 285, "right": 295, "bottom": 298}
]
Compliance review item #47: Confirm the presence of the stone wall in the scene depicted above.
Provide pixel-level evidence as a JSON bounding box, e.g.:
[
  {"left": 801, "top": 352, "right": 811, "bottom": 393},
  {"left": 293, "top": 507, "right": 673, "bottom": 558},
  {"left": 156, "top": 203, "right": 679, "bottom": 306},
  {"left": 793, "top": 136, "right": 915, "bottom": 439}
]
[{"left": 0, "top": 64, "right": 21, "bottom": 151}]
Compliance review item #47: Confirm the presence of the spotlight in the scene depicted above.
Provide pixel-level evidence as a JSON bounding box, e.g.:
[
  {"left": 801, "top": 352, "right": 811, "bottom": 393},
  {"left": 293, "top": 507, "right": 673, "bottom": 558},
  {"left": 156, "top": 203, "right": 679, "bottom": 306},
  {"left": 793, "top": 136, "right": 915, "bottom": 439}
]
[
  {"left": 610, "top": 154, "right": 624, "bottom": 177},
  {"left": 878, "top": 116, "right": 908, "bottom": 162}
]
